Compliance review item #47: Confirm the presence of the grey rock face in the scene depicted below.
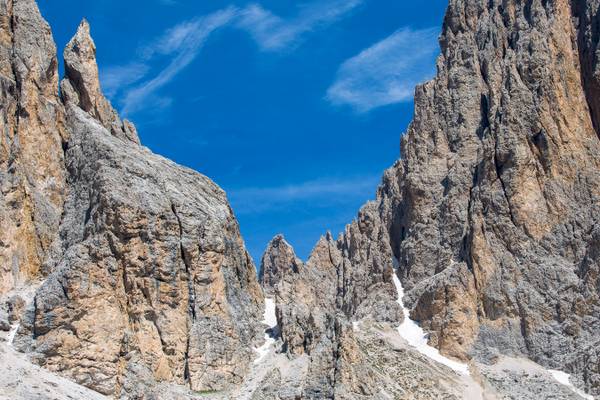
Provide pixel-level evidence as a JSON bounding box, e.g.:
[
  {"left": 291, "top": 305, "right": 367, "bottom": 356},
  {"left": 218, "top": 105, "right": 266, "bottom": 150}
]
[
  {"left": 25, "top": 106, "right": 263, "bottom": 396},
  {"left": 258, "top": 209, "right": 404, "bottom": 396},
  {"left": 262, "top": 0, "right": 600, "bottom": 397},
  {"left": 574, "top": 0, "right": 600, "bottom": 137},
  {"left": 1, "top": 1, "right": 265, "bottom": 398},
  {"left": 259, "top": 235, "right": 302, "bottom": 297},
  {"left": 392, "top": 1, "right": 600, "bottom": 396}
]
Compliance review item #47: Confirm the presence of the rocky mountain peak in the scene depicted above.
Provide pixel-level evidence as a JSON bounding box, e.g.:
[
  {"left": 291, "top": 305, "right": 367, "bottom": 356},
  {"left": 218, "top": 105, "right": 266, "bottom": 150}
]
[
  {"left": 62, "top": 19, "right": 97, "bottom": 108},
  {"left": 61, "top": 18, "right": 140, "bottom": 144},
  {"left": 259, "top": 234, "right": 302, "bottom": 296},
  {"left": 305, "top": 231, "right": 339, "bottom": 269},
  {"left": 2, "top": 0, "right": 600, "bottom": 398}
]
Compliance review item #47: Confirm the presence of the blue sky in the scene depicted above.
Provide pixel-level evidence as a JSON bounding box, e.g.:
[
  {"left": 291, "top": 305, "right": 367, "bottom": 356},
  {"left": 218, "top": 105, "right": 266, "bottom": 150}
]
[{"left": 38, "top": 0, "right": 447, "bottom": 264}]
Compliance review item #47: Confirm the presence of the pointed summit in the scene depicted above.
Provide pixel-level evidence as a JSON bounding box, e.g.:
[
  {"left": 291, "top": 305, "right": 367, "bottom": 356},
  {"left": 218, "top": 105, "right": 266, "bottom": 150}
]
[
  {"left": 259, "top": 235, "right": 303, "bottom": 296},
  {"left": 306, "top": 231, "right": 340, "bottom": 270},
  {"left": 61, "top": 19, "right": 140, "bottom": 144},
  {"left": 62, "top": 19, "right": 100, "bottom": 112}
]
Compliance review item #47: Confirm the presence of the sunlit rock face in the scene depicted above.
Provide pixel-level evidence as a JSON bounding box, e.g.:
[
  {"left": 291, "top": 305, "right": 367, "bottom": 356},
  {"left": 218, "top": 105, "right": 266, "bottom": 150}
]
[
  {"left": 2, "top": 0, "right": 600, "bottom": 398},
  {"left": 0, "top": 1, "right": 264, "bottom": 397},
  {"left": 392, "top": 1, "right": 600, "bottom": 395},
  {"left": 0, "top": 0, "right": 67, "bottom": 296},
  {"left": 61, "top": 19, "right": 140, "bottom": 144},
  {"left": 259, "top": 234, "right": 303, "bottom": 297},
  {"left": 28, "top": 104, "right": 264, "bottom": 396},
  {"left": 263, "top": 0, "right": 600, "bottom": 397}
]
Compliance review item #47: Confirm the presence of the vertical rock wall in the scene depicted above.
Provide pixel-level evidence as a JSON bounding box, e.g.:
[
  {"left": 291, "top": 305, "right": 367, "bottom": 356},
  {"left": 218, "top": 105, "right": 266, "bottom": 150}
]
[
  {"left": 263, "top": 0, "right": 600, "bottom": 396},
  {"left": 0, "top": 2, "right": 265, "bottom": 397},
  {"left": 0, "top": 0, "right": 67, "bottom": 295}
]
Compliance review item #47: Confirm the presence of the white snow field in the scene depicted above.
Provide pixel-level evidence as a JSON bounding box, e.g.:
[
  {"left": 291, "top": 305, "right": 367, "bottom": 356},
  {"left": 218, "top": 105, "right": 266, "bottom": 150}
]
[
  {"left": 548, "top": 369, "right": 594, "bottom": 400},
  {"left": 7, "top": 323, "right": 19, "bottom": 346},
  {"left": 253, "top": 298, "right": 277, "bottom": 363},
  {"left": 391, "top": 269, "right": 471, "bottom": 375}
]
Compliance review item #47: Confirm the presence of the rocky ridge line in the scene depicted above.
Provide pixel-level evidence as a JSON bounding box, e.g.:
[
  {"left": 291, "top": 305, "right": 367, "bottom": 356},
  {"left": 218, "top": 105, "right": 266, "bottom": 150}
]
[{"left": 257, "top": 0, "right": 600, "bottom": 397}]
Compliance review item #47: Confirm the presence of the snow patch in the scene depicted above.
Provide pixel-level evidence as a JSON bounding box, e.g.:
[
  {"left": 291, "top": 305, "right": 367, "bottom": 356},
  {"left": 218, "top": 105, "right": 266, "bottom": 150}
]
[
  {"left": 253, "top": 298, "right": 277, "bottom": 364},
  {"left": 7, "top": 323, "right": 19, "bottom": 347},
  {"left": 391, "top": 266, "right": 470, "bottom": 375},
  {"left": 548, "top": 369, "right": 594, "bottom": 400}
]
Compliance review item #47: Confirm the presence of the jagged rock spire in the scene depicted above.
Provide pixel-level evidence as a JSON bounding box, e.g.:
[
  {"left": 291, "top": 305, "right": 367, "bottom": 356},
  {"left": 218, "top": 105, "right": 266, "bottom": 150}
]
[
  {"left": 61, "top": 19, "right": 140, "bottom": 144},
  {"left": 259, "top": 234, "right": 303, "bottom": 296}
]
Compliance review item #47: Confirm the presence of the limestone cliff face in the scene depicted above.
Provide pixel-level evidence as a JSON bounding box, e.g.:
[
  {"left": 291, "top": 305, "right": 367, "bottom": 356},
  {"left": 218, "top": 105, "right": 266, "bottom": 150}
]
[
  {"left": 25, "top": 104, "right": 264, "bottom": 396},
  {"left": 262, "top": 0, "right": 600, "bottom": 397},
  {"left": 0, "top": 0, "right": 67, "bottom": 295},
  {"left": 0, "top": 1, "right": 264, "bottom": 397},
  {"left": 395, "top": 0, "right": 600, "bottom": 393},
  {"left": 3, "top": 0, "right": 600, "bottom": 398}
]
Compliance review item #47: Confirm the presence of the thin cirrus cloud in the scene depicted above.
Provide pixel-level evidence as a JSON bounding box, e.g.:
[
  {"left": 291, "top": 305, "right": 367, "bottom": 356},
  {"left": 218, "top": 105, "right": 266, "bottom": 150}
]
[
  {"left": 236, "top": 0, "right": 363, "bottom": 52},
  {"left": 326, "top": 27, "right": 440, "bottom": 113},
  {"left": 100, "top": 62, "right": 149, "bottom": 98},
  {"left": 119, "top": 7, "right": 238, "bottom": 115},
  {"left": 228, "top": 175, "right": 380, "bottom": 215},
  {"left": 104, "top": 0, "right": 363, "bottom": 116}
]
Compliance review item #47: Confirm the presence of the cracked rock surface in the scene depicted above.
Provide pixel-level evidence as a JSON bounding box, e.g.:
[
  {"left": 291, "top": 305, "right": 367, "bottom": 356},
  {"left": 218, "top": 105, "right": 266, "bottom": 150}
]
[
  {"left": 24, "top": 105, "right": 264, "bottom": 396},
  {"left": 0, "top": 0, "right": 67, "bottom": 296},
  {"left": 1, "top": 1, "right": 264, "bottom": 397},
  {"left": 258, "top": 0, "right": 600, "bottom": 397},
  {"left": 2, "top": 0, "right": 600, "bottom": 398}
]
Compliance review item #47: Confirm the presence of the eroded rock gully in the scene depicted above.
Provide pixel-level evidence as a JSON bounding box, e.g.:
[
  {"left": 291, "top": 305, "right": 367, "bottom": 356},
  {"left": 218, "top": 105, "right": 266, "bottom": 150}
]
[{"left": 1, "top": 0, "right": 600, "bottom": 398}]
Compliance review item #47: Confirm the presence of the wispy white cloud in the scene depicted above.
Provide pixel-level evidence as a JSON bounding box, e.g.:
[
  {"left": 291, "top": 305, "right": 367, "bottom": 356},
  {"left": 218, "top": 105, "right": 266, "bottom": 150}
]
[
  {"left": 106, "top": 0, "right": 362, "bottom": 116},
  {"left": 121, "top": 7, "right": 238, "bottom": 115},
  {"left": 326, "top": 27, "right": 439, "bottom": 112},
  {"left": 228, "top": 175, "right": 380, "bottom": 215},
  {"left": 237, "top": 0, "right": 362, "bottom": 51},
  {"left": 100, "top": 62, "right": 149, "bottom": 98}
]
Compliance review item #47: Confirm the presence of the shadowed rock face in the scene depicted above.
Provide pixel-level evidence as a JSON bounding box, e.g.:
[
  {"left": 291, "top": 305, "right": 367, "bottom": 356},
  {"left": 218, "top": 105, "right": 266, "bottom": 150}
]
[
  {"left": 0, "top": 1, "right": 264, "bottom": 397},
  {"left": 261, "top": 0, "right": 600, "bottom": 397}
]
